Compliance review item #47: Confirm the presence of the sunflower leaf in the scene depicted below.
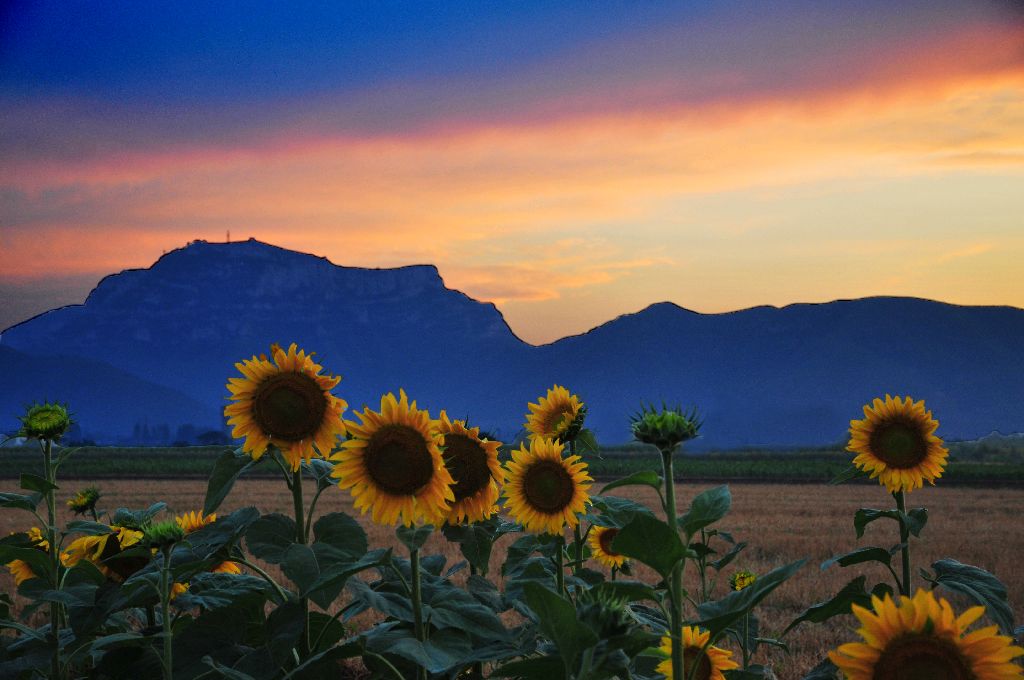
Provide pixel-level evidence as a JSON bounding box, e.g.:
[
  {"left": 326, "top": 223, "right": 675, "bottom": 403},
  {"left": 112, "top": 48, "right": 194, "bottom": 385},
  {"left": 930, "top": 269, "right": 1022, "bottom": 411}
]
[
  {"left": 611, "top": 513, "right": 687, "bottom": 579},
  {"left": 853, "top": 508, "right": 928, "bottom": 539},
  {"left": 928, "top": 559, "right": 1015, "bottom": 635},
  {"left": 523, "top": 582, "right": 599, "bottom": 670},
  {"left": 695, "top": 559, "right": 805, "bottom": 639},
  {"left": 801, "top": 657, "right": 841, "bottom": 680},
  {"left": 820, "top": 546, "right": 893, "bottom": 571},
  {"left": 396, "top": 524, "right": 434, "bottom": 552},
  {"left": 783, "top": 576, "right": 871, "bottom": 636},
  {"left": 0, "top": 491, "right": 42, "bottom": 512},
  {"left": 679, "top": 485, "right": 731, "bottom": 538},
  {"left": 491, "top": 655, "right": 568, "bottom": 679},
  {"left": 709, "top": 541, "right": 748, "bottom": 571},
  {"left": 245, "top": 513, "right": 296, "bottom": 564},
  {"left": 600, "top": 470, "right": 663, "bottom": 495},
  {"left": 829, "top": 464, "right": 867, "bottom": 486},
  {"left": 312, "top": 512, "right": 367, "bottom": 561},
  {"left": 203, "top": 447, "right": 263, "bottom": 516},
  {"left": 19, "top": 473, "right": 56, "bottom": 494}
]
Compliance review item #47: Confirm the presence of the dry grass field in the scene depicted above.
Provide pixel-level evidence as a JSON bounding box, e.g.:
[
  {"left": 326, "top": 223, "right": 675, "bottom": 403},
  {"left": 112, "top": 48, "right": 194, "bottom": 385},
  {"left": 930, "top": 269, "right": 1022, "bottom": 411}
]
[{"left": 2, "top": 478, "right": 1021, "bottom": 677}]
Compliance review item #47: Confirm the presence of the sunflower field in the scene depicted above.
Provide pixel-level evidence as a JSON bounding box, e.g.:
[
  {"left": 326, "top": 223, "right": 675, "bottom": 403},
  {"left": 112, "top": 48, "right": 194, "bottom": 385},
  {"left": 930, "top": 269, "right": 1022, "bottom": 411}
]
[{"left": 1, "top": 343, "right": 1022, "bottom": 679}]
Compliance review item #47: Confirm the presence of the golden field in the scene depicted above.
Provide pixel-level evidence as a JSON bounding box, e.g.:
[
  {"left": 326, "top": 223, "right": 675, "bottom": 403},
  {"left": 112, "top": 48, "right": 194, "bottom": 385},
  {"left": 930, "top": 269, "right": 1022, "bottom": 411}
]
[{"left": 2, "top": 478, "right": 1021, "bottom": 677}]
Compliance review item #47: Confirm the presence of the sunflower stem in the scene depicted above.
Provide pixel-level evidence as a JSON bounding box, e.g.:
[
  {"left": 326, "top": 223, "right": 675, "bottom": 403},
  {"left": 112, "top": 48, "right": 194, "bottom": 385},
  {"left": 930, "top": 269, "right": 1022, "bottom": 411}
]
[
  {"left": 160, "top": 547, "right": 173, "bottom": 680},
  {"left": 660, "top": 446, "right": 685, "bottom": 680},
  {"left": 42, "top": 438, "right": 64, "bottom": 680},
  {"left": 569, "top": 439, "right": 585, "bottom": 575},
  {"left": 410, "top": 547, "right": 427, "bottom": 680},
  {"left": 894, "top": 490, "right": 911, "bottom": 596},
  {"left": 291, "top": 467, "right": 310, "bottom": 660},
  {"left": 555, "top": 535, "right": 566, "bottom": 597}
]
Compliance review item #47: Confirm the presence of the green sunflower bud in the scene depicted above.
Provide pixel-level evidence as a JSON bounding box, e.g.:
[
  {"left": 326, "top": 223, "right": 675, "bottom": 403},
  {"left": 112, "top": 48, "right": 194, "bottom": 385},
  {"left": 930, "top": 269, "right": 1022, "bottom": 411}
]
[
  {"left": 558, "top": 405, "right": 587, "bottom": 444},
  {"left": 630, "top": 403, "right": 701, "bottom": 451},
  {"left": 67, "top": 487, "right": 102, "bottom": 515},
  {"left": 144, "top": 520, "right": 185, "bottom": 550},
  {"left": 575, "top": 587, "right": 631, "bottom": 638},
  {"left": 17, "top": 402, "right": 73, "bottom": 440}
]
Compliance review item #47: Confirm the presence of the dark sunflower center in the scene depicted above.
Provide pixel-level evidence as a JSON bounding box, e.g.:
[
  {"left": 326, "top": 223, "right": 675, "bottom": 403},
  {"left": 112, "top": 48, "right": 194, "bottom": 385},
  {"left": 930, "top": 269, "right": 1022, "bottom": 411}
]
[
  {"left": 598, "top": 528, "right": 620, "bottom": 555},
  {"left": 874, "top": 634, "right": 973, "bottom": 680},
  {"left": 870, "top": 419, "right": 928, "bottom": 469},
  {"left": 522, "top": 459, "right": 575, "bottom": 513},
  {"left": 252, "top": 373, "right": 327, "bottom": 441},
  {"left": 543, "top": 407, "right": 575, "bottom": 433},
  {"left": 682, "top": 647, "right": 713, "bottom": 680},
  {"left": 442, "top": 434, "right": 492, "bottom": 501},
  {"left": 364, "top": 425, "right": 435, "bottom": 496}
]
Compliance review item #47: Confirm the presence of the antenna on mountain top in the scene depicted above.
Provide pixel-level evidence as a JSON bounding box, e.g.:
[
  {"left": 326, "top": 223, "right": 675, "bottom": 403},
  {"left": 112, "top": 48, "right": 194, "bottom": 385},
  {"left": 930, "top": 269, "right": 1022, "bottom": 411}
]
[{"left": 226, "top": 230, "right": 230, "bottom": 243}]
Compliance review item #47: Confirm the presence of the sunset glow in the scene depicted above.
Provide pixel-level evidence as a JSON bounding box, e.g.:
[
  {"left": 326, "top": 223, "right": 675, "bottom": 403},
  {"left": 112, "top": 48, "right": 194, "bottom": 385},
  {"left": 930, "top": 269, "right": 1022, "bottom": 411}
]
[{"left": 2, "top": 2, "right": 1023, "bottom": 343}]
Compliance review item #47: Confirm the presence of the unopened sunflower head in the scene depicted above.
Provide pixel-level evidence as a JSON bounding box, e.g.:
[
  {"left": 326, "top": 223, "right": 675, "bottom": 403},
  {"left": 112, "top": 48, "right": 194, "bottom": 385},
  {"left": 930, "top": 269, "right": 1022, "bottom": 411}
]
[
  {"left": 630, "top": 403, "right": 701, "bottom": 451},
  {"left": 67, "top": 487, "right": 102, "bottom": 515},
  {"left": 144, "top": 520, "right": 185, "bottom": 551},
  {"left": 17, "top": 402, "right": 73, "bottom": 440},
  {"left": 730, "top": 570, "right": 756, "bottom": 591},
  {"left": 575, "top": 587, "right": 631, "bottom": 638}
]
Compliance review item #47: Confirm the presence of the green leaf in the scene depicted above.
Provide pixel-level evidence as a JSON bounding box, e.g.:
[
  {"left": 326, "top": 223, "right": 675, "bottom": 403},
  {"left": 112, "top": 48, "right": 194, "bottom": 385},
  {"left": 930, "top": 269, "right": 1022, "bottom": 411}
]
[
  {"left": 173, "top": 573, "right": 270, "bottom": 611},
  {"left": 710, "top": 541, "right": 748, "bottom": 571},
  {"left": 523, "top": 582, "right": 598, "bottom": 670},
  {"left": 802, "top": 657, "right": 840, "bottom": 680},
  {"left": 203, "top": 447, "right": 262, "bottom": 515},
  {"left": 853, "top": 508, "right": 928, "bottom": 539},
  {"left": 245, "top": 513, "right": 296, "bottom": 564},
  {"left": 203, "top": 656, "right": 259, "bottom": 680},
  {"left": 679, "top": 485, "right": 731, "bottom": 537},
  {"left": 266, "top": 600, "right": 307, "bottom": 665},
  {"left": 312, "top": 512, "right": 367, "bottom": 560},
  {"left": 574, "top": 428, "right": 600, "bottom": 456},
  {"left": 612, "top": 513, "right": 686, "bottom": 579},
  {"left": 346, "top": 578, "right": 414, "bottom": 622},
  {"left": 0, "top": 491, "right": 42, "bottom": 512},
  {"left": 600, "top": 470, "right": 663, "bottom": 495},
  {"left": 364, "top": 624, "right": 473, "bottom": 674},
  {"left": 19, "top": 473, "right": 56, "bottom": 494},
  {"left": 307, "top": 548, "right": 390, "bottom": 610},
  {"left": 281, "top": 544, "right": 319, "bottom": 594},
  {"left": 821, "top": 546, "right": 895, "bottom": 571},
  {"left": 783, "top": 576, "right": 871, "bottom": 635},
  {"left": 695, "top": 560, "right": 805, "bottom": 638},
  {"left": 829, "top": 464, "right": 867, "bottom": 485},
  {"left": 111, "top": 502, "right": 166, "bottom": 528},
  {"left": 396, "top": 524, "right": 433, "bottom": 552},
  {"left": 584, "top": 494, "right": 655, "bottom": 528},
  {"left": 441, "top": 518, "right": 517, "bottom": 575},
  {"left": 65, "top": 520, "right": 115, "bottom": 535},
  {"left": 491, "top": 656, "right": 567, "bottom": 679},
  {"left": 308, "top": 611, "right": 347, "bottom": 652},
  {"left": 590, "top": 580, "right": 661, "bottom": 604},
  {"left": 304, "top": 458, "right": 336, "bottom": 491},
  {"left": 726, "top": 665, "right": 775, "bottom": 680},
  {"left": 928, "top": 559, "right": 1015, "bottom": 635}
]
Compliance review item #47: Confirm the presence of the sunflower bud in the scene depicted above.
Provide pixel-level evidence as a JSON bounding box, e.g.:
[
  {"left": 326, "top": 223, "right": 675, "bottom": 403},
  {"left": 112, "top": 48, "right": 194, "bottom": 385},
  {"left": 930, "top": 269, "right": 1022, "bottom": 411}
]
[
  {"left": 67, "top": 487, "right": 102, "bottom": 516},
  {"left": 17, "top": 402, "right": 73, "bottom": 440},
  {"left": 144, "top": 520, "right": 185, "bottom": 551},
  {"left": 575, "top": 587, "right": 631, "bottom": 638},
  {"left": 730, "top": 570, "right": 756, "bottom": 591},
  {"left": 630, "top": 403, "right": 701, "bottom": 452}
]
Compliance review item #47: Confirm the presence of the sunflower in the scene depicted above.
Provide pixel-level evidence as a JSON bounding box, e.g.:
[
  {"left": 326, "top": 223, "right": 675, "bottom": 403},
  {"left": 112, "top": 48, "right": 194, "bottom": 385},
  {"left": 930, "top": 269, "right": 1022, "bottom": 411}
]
[
  {"left": 656, "top": 625, "right": 739, "bottom": 680},
  {"left": 503, "top": 437, "right": 592, "bottom": 535},
  {"left": 5, "top": 527, "right": 48, "bottom": 586},
  {"left": 588, "top": 525, "right": 627, "bottom": 569},
  {"left": 525, "top": 385, "right": 584, "bottom": 442},
  {"left": 730, "top": 570, "right": 756, "bottom": 591},
  {"left": 176, "top": 510, "right": 216, "bottom": 534},
  {"left": 437, "top": 411, "right": 504, "bottom": 523},
  {"left": 331, "top": 390, "right": 454, "bottom": 526},
  {"left": 848, "top": 395, "right": 948, "bottom": 493},
  {"left": 67, "top": 487, "right": 102, "bottom": 516},
  {"left": 61, "top": 525, "right": 145, "bottom": 580},
  {"left": 829, "top": 589, "right": 1024, "bottom": 680},
  {"left": 225, "top": 342, "right": 347, "bottom": 471}
]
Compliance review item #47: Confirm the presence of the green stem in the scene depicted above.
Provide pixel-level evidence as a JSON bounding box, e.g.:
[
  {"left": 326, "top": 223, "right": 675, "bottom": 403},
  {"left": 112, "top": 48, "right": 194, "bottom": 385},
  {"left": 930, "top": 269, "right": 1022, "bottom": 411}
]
[
  {"left": 569, "top": 439, "right": 584, "bottom": 575},
  {"left": 231, "top": 558, "right": 290, "bottom": 605},
  {"left": 161, "top": 548, "right": 173, "bottom": 680},
  {"left": 411, "top": 547, "right": 427, "bottom": 680},
  {"left": 291, "top": 467, "right": 310, "bottom": 660},
  {"left": 661, "top": 447, "right": 684, "bottom": 680},
  {"left": 43, "top": 438, "right": 64, "bottom": 680},
  {"left": 304, "top": 484, "right": 326, "bottom": 543},
  {"left": 894, "top": 490, "right": 911, "bottom": 596},
  {"left": 555, "top": 535, "right": 566, "bottom": 597}
]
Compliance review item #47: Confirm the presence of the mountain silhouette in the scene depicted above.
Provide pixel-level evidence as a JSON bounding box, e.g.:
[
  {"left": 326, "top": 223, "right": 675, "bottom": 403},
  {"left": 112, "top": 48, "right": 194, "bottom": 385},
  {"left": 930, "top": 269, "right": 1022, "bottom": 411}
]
[{"left": 2, "top": 239, "right": 1022, "bottom": 447}]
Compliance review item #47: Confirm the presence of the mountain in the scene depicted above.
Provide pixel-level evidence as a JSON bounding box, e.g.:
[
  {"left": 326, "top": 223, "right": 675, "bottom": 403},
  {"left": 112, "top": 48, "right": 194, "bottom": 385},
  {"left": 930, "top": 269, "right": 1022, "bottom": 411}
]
[{"left": 2, "top": 239, "right": 1022, "bottom": 447}]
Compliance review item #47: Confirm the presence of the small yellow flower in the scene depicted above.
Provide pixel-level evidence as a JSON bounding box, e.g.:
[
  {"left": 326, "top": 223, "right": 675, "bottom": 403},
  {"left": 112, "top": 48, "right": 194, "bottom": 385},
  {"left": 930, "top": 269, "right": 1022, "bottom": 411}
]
[
  {"left": 729, "top": 570, "right": 756, "bottom": 591},
  {"left": 176, "top": 510, "right": 216, "bottom": 534},
  {"left": 587, "top": 526, "right": 627, "bottom": 569},
  {"left": 524, "top": 385, "right": 585, "bottom": 442}
]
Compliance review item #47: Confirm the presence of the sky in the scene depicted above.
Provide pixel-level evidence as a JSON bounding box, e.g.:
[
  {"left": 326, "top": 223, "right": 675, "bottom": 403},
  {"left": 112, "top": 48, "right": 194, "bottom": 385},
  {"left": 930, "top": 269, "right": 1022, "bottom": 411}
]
[{"left": 1, "top": 1, "right": 1023, "bottom": 344}]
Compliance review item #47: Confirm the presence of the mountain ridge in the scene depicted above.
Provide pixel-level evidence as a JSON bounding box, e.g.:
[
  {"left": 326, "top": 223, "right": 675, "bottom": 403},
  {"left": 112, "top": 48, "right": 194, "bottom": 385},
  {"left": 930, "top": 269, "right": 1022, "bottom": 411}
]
[{"left": 2, "top": 239, "right": 1022, "bottom": 447}]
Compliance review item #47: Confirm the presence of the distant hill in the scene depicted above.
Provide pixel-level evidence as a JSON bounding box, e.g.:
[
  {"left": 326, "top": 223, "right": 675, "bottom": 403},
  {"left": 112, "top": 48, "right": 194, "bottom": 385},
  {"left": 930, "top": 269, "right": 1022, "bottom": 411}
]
[{"left": 2, "top": 239, "right": 1022, "bottom": 447}]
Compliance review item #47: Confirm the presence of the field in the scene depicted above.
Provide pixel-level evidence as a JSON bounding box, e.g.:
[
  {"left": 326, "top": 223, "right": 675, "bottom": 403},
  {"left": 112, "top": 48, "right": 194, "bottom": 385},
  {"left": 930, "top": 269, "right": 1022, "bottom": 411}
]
[
  {"left": 3, "top": 443, "right": 1024, "bottom": 485},
  {"left": 3, "top": 476, "right": 1021, "bottom": 677}
]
